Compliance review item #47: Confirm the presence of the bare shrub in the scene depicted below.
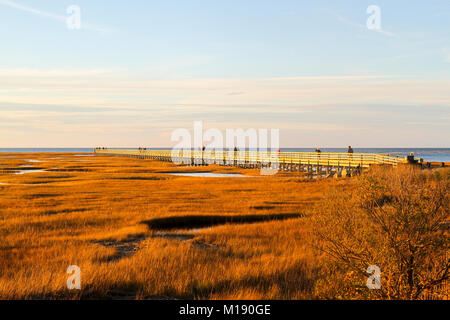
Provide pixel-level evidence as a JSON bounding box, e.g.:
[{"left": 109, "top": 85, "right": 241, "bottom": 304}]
[{"left": 311, "top": 165, "right": 449, "bottom": 299}]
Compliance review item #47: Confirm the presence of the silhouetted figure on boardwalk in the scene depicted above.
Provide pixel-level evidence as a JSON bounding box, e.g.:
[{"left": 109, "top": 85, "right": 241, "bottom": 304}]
[
  {"left": 201, "top": 146, "right": 206, "bottom": 165},
  {"left": 315, "top": 148, "right": 321, "bottom": 153},
  {"left": 347, "top": 146, "right": 354, "bottom": 154}
]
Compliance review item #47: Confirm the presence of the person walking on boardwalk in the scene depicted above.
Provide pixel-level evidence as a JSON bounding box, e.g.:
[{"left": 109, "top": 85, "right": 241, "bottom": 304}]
[
  {"left": 202, "top": 146, "right": 206, "bottom": 165},
  {"left": 347, "top": 146, "right": 354, "bottom": 161}
]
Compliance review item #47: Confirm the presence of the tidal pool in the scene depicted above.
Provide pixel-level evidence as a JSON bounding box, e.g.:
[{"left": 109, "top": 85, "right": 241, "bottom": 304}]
[
  {"left": 167, "top": 172, "right": 247, "bottom": 178},
  {"left": 14, "top": 169, "right": 45, "bottom": 175}
]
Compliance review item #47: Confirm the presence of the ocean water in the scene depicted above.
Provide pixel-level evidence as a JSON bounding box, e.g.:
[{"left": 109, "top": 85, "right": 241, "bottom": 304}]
[
  {"left": 0, "top": 148, "right": 449, "bottom": 162},
  {"left": 0, "top": 148, "right": 93, "bottom": 153},
  {"left": 281, "top": 148, "right": 450, "bottom": 163}
]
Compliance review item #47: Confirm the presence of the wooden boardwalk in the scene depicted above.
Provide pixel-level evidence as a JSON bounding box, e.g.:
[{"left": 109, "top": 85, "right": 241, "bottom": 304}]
[{"left": 94, "top": 149, "right": 419, "bottom": 177}]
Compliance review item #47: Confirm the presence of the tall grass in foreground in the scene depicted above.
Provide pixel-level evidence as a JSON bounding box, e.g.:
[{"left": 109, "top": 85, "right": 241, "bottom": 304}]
[
  {"left": 311, "top": 165, "right": 449, "bottom": 299},
  {"left": 0, "top": 154, "right": 324, "bottom": 299},
  {"left": 0, "top": 154, "right": 447, "bottom": 299}
]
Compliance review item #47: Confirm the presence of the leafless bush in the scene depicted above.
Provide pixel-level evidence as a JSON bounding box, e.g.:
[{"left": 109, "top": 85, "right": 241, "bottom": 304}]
[{"left": 312, "top": 166, "right": 449, "bottom": 299}]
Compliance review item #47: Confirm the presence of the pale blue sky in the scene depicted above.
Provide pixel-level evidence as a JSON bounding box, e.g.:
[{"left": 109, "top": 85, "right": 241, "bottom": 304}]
[{"left": 0, "top": 0, "right": 449, "bottom": 147}]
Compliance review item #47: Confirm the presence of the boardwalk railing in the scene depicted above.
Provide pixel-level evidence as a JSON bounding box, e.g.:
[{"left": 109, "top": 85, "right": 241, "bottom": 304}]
[{"left": 94, "top": 148, "right": 418, "bottom": 176}]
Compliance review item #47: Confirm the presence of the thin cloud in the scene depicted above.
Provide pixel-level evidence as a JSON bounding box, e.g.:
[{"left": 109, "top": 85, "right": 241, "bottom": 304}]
[
  {"left": 268, "top": 75, "right": 395, "bottom": 81},
  {"left": 227, "top": 92, "right": 246, "bottom": 96},
  {"left": 0, "top": 68, "right": 120, "bottom": 77},
  {"left": 0, "top": 0, "right": 111, "bottom": 33}
]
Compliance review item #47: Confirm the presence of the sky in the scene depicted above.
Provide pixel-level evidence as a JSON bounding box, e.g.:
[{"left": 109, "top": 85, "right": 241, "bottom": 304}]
[{"left": 0, "top": 0, "right": 449, "bottom": 148}]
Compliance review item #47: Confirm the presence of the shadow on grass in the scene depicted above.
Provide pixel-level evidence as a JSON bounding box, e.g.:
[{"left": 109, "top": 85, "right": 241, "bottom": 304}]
[
  {"left": 111, "top": 176, "right": 167, "bottom": 181},
  {"left": 142, "top": 213, "right": 302, "bottom": 231},
  {"left": 35, "top": 175, "right": 73, "bottom": 179},
  {"left": 186, "top": 262, "right": 318, "bottom": 299},
  {"left": 251, "top": 205, "right": 276, "bottom": 210},
  {"left": 23, "top": 193, "right": 62, "bottom": 199},
  {"left": 44, "top": 208, "right": 89, "bottom": 215},
  {"left": 47, "top": 169, "right": 92, "bottom": 172}
]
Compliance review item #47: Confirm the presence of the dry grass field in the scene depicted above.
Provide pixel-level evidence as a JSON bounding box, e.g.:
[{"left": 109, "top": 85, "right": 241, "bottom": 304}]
[{"left": 0, "top": 153, "right": 447, "bottom": 300}]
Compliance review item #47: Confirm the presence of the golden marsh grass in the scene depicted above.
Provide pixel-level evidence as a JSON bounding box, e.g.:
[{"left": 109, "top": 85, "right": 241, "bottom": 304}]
[
  {"left": 0, "top": 153, "right": 334, "bottom": 299},
  {"left": 0, "top": 153, "right": 447, "bottom": 299}
]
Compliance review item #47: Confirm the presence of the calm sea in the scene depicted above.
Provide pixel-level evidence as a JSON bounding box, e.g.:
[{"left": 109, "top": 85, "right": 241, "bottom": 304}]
[
  {"left": 282, "top": 148, "right": 450, "bottom": 163},
  {"left": 0, "top": 148, "right": 93, "bottom": 153},
  {"left": 0, "top": 148, "right": 449, "bottom": 162}
]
